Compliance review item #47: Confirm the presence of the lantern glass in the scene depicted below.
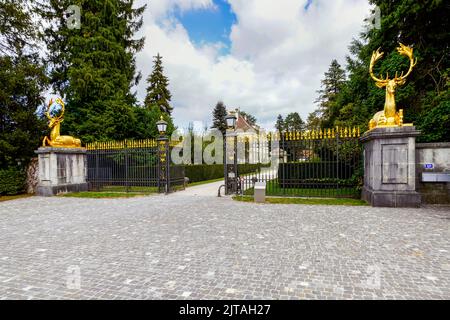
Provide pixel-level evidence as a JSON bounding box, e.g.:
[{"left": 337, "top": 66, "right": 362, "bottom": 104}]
[
  {"left": 156, "top": 116, "right": 168, "bottom": 134},
  {"left": 225, "top": 114, "right": 236, "bottom": 129}
]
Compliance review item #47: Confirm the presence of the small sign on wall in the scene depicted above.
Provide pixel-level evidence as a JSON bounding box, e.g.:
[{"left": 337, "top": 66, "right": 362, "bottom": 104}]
[{"left": 424, "top": 163, "right": 434, "bottom": 169}]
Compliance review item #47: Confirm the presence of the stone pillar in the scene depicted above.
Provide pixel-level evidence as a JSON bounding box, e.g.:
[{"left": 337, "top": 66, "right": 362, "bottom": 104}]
[
  {"left": 35, "top": 147, "right": 88, "bottom": 196},
  {"left": 360, "top": 126, "right": 421, "bottom": 207}
]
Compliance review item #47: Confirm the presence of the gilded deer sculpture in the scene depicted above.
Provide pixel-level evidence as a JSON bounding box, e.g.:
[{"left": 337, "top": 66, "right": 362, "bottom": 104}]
[
  {"left": 368, "top": 43, "right": 417, "bottom": 130},
  {"left": 42, "top": 98, "right": 82, "bottom": 148}
]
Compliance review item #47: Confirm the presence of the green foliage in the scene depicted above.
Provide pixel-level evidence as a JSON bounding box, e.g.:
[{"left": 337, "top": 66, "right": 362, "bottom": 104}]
[
  {"left": 0, "top": 54, "right": 48, "bottom": 168},
  {"left": 132, "top": 105, "right": 175, "bottom": 139},
  {"left": 275, "top": 112, "right": 306, "bottom": 132},
  {"left": 0, "top": 167, "right": 25, "bottom": 195},
  {"left": 0, "top": 0, "right": 36, "bottom": 56},
  {"left": 418, "top": 100, "right": 450, "bottom": 142},
  {"left": 239, "top": 111, "right": 257, "bottom": 125},
  {"left": 41, "top": 0, "right": 147, "bottom": 143},
  {"left": 306, "top": 110, "right": 322, "bottom": 130},
  {"left": 313, "top": 59, "right": 346, "bottom": 128},
  {"left": 275, "top": 114, "right": 284, "bottom": 133},
  {"left": 284, "top": 112, "right": 305, "bottom": 131},
  {"left": 184, "top": 164, "right": 265, "bottom": 183},
  {"left": 310, "top": 0, "right": 449, "bottom": 142},
  {"left": 211, "top": 101, "right": 227, "bottom": 134},
  {"left": 144, "top": 53, "right": 173, "bottom": 115},
  {"left": 233, "top": 196, "right": 367, "bottom": 206},
  {"left": 0, "top": 0, "right": 48, "bottom": 171}
]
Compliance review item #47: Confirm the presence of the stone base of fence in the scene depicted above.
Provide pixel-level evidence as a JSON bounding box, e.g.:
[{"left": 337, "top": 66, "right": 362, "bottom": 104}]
[
  {"left": 360, "top": 126, "right": 421, "bottom": 207},
  {"left": 35, "top": 147, "right": 88, "bottom": 196}
]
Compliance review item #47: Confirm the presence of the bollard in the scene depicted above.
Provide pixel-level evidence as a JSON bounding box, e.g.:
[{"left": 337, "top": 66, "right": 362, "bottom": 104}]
[{"left": 254, "top": 182, "right": 266, "bottom": 203}]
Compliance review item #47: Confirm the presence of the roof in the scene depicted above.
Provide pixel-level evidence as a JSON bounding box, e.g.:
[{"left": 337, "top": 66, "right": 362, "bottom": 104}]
[{"left": 230, "top": 109, "right": 260, "bottom": 132}]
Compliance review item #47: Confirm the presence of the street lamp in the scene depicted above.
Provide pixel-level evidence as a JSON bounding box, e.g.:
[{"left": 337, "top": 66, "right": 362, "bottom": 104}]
[
  {"left": 224, "top": 113, "right": 238, "bottom": 195},
  {"left": 156, "top": 116, "right": 168, "bottom": 135},
  {"left": 225, "top": 114, "right": 237, "bottom": 129},
  {"left": 156, "top": 115, "right": 169, "bottom": 194}
]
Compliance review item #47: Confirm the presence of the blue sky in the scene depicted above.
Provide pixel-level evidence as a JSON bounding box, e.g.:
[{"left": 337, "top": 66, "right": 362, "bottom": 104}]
[
  {"left": 174, "top": 0, "right": 236, "bottom": 55},
  {"left": 136, "top": 0, "right": 372, "bottom": 130}
]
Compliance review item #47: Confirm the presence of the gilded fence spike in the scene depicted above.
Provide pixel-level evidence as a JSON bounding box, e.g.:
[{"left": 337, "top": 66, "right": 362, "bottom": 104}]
[
  {"left": 319, "top": 129, "right": 323, "bottom": 139},
  {"left": 357, "top": 127, "right": 361, "bottom": 137}
]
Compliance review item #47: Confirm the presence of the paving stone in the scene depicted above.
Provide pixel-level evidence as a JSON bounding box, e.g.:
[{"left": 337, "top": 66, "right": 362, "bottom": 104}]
[{"left": 0, "top": 195, "right": 449, "bottom": 299}]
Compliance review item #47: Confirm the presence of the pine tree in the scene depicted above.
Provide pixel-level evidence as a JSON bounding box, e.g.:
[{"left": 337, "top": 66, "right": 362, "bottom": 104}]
[
  {"left": 132, "top": 105, "right": 175, "bottom": 139},
  {"left": 211, "top": 101, "right": 227, "bottom": 134},
  {"left": 320, "top": 1, "right": 449, "bottom": 141},
  {"left": 284, "top": 112, "right": 305, "bottom": 132},
  {"left": 144, "top": 53, "right": 173, "bottom": 115},
  {"left": 314, "top": 59, "right": 346, "bottom": 128},
  {"left": 41, "top": 0, "right": 146, "bottom": 142},
  {"left": 275, "top": 114, "right": 284, "bottom": 133},
  {"left": 0, "top": 0, "right": 48, "bottom": 170},
  {"left": 306, "top": 110, "right": 322, "bottom": 130},
  {"left": 239, "top": 111, "right": 257, "bottom": 125}
]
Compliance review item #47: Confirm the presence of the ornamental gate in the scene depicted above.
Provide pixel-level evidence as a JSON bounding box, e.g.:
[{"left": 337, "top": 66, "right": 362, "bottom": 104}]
[
  {"left": 241, "top": 127, "right": 362, "bottom": 198},
  {"left": 85, "top": 139, "right": 185, "bottom": 193}
]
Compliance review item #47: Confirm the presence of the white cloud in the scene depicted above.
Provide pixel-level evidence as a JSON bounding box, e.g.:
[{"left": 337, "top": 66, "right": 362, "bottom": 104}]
[{"left": 135, "top": 0, "right": 372, "bottom": 130}]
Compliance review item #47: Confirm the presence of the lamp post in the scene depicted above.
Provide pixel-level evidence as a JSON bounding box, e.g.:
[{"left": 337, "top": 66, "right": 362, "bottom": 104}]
[
  {"left": 156, "top": 116, "right": 170, "bottom": 194},
  {"left": 224, "top": 113, "right": 238, "bottom": 195}
]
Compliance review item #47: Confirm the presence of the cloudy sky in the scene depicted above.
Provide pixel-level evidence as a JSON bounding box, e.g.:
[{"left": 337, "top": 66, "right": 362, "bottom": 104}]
[{"left": 134, "top": 0, "right": 372, "bottom": 130}]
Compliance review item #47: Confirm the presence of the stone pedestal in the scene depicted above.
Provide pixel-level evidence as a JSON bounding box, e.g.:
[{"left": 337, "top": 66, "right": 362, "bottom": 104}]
[
  {"left": 35, "top": 147, "right": 88, "bottom": 196},
  {"left": 360, "top": 126, "right": 421, "bottom": 207}
]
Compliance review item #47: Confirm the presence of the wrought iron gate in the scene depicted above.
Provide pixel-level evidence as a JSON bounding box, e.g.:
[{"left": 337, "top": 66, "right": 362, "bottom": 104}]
[
  {"left": 241, "top": 127, "right": 362, "bottom": 198},
  {"left": 86, "top": 139, "right": 185, "bottom": 193}
]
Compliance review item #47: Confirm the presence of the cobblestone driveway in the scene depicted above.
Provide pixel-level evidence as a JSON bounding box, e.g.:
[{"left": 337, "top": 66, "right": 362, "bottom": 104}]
[{"left": 0, "top": 194, "right": 449, "bottom": 299}]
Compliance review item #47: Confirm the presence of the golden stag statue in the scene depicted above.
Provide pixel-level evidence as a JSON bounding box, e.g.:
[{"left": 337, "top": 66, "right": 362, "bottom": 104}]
[
  {"left": 42, "top": 98, "right": 81, "bottom": 148},
  {"left": 369, "top": 43, "right": 417, "bottom": 130}
]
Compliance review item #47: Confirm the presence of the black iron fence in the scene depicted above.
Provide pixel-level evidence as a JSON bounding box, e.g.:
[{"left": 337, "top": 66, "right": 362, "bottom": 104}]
[
  {"left": 86, "top": 139, "right": 185, "bottom": 193},
  {"left": 241, "top": 127, "right": 363, "bottom": 198}
]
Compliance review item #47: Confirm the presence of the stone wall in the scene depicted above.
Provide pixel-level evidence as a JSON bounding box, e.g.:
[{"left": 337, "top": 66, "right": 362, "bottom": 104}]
[
  {"left": 416, "top": 142, "right": 450, "bottom": 204},
  {"left": 25, "top": 157, "right": 39, "bottom": 194}
]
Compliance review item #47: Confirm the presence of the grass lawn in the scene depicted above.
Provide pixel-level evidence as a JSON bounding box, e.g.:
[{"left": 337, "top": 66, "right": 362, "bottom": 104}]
[
  {"left": 61, "top": 191, "right": 154, "bottom": 199},
  {"left": 0, "top": 194, "right": 33, "bottom": 202},
  {"left": 243, "top": 179, "right": 360, "bottom": 198},
  {"left": 61, "top": 185, "right": 159, "bottom": 198},
  {"left": 233, "top": 195, "right": 367, "bottom": 206},
  {"left": 98, "top": 185, "right": 159, "bottom": 192}
]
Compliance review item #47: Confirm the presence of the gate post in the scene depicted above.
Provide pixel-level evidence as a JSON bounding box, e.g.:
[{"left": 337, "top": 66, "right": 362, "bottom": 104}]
[
  {"left": 156, "top": 117, "right": 170, "bottom": 194},
  {"left": 35, "top": 147, "right": 88, "bottom": 196},
  {"left": 157, "top": 136, "right": 170, "bottom": 194},
  {"left": 360, "top": 126, "right": 421, "bottom": 207},
  {"left": 224, "top": 113, "right": 238, "bottom": 195}
]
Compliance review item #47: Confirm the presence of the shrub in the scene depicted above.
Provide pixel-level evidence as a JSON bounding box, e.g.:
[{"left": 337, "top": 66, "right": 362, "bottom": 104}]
[
  {"left": 0, "top": 167, "right": 26, "bottom": 195},
  {"left": 184, "top": 163, "right": 265, "bottom": 183}
]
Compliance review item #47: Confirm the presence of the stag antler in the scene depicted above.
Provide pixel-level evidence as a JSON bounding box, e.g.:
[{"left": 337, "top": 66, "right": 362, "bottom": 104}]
[
  {"left": 369, "top": 48, "right": 388, "bottom": 86},
  {"left": 394, "top": 43, "right": 417, "bottom": 84},
  {"left": 45, "top": 98, "right": 65, "bottom": 121}
]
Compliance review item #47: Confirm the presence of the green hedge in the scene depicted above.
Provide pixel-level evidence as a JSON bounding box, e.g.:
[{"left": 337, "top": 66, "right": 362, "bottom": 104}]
[
  {"left": 184, "top": 163, "right": 265, "bottom": 183},
  {"left": 0, "top": 167, "right": 26, "bottom": 195},
  {"left": 278, "top": 162, "right": 356, "bottom": 188}
]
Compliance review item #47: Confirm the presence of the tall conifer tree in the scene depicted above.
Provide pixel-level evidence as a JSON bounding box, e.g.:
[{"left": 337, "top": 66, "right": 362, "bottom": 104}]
[
  {"left": 314, "top": 59, "right": 346, "bottom": 128},
  {"left": 144, "top": 53, "right": 173, "bottom": 115},
  {"left": 211, "top": 101, "right": 227, "bottom": 134},
  {"left": 0, "top": 0, "right": 47, "bottom": 170},
  {"left": 41, "top": 0, "right": 146, "bottom": 142}
]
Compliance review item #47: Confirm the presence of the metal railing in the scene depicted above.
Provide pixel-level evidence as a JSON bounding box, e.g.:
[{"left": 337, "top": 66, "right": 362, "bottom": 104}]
[
  {"left": 240, "top": 127, "right": 363, "bottom": 198},
  {"left": 86, "top": 139, "right": 185, "bottom": 193}
]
